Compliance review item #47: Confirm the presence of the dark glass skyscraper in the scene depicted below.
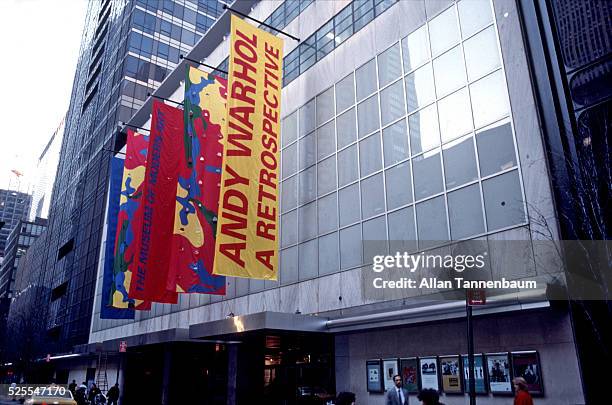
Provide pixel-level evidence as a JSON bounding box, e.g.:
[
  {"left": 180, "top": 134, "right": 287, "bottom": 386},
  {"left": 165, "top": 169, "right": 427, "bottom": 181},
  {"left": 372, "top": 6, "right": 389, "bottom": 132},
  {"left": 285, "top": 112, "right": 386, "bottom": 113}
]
[
  {"left": 38, "top": 0, "right": 228, "bottom": 354},
  {"left": 519, "top": 0, "right": 611, "bottom": 402},
  {"left": 0, "top": 189, "right": 31, "bottom": 259}
]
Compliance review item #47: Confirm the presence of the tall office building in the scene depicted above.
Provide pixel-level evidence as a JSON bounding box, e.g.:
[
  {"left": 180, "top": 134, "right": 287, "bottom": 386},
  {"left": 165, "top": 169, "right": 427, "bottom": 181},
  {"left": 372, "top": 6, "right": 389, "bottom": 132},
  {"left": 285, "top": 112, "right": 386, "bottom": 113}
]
[
  {"left": 14, "top": 0, "right": 607, "bottom": 403},
  {"left": 0, "top": 190, "right": 31, "bottom": 259},
  {"left": 0, "top": 218, "right": 47, "bottom": 363},
  {"left": 35, "top": 0, "right": 229, "bottom": 355},
  {"left": 518, "top": 1, "right": 611, "bottom": 403},
  {"left": 0, "top": 218, "right": 47, "bottom": 300},
  {"left": 78, "top": 0, "right": 605, "bottom": 403},
  {"left": 29, "top": 117, "right": 65, "bottom": 221}
]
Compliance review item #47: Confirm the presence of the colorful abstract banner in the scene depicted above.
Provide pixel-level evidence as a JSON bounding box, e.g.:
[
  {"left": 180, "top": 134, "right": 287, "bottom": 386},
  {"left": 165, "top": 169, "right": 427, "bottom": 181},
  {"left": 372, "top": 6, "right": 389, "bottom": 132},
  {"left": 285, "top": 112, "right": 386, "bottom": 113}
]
[
  {"left": 213, "top": 15, "right": 284, "bottom": 280},
  {"left": 129, "top": 100, "right": 182, "bottom": 303},
  {"left": 112, "top": 129, "right": 150, "bottom": 310},
  {"left": 169, "top": 66, "right": 227, "bottom": 294},
  {"left": 101, "top": 156, "right": 135, "bottom": 319}
]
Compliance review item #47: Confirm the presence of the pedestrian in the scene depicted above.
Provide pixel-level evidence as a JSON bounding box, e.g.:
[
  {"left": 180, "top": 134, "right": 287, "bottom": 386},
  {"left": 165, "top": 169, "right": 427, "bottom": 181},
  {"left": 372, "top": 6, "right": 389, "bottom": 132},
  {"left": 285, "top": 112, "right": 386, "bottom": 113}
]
[
  {"left": 416, "top": 388, "right": 444, "bottom": 405},
  {"left": 10, "top": 381, "right": 17, "bottom": 401},
  {"left": 336, "top": 391, "right": 356, "bottom": 405},
  {"left": 107, "top": 383, "right": 120, "bottom": 405},
  {"left": 386, "top": 374, "right": 409, "bottom": 405},
  {"left": 88, "top": 383, "right": 101, "bottom": 403},
  {"left": 513, "top": 377, "right": 534, "bottom": 405},
  {"left": 69, "top": 380, "right": 77, "bottom": 395},
  {"left": 75, "top": 384, "right": 88, "bottom": 405}
]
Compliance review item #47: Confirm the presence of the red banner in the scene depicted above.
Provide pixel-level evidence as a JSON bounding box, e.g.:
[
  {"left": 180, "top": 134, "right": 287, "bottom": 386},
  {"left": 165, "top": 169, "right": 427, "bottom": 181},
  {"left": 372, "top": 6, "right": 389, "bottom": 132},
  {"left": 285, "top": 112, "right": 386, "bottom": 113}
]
[{"left": 129, "top": 101, "right": 181, "bottom": 303}]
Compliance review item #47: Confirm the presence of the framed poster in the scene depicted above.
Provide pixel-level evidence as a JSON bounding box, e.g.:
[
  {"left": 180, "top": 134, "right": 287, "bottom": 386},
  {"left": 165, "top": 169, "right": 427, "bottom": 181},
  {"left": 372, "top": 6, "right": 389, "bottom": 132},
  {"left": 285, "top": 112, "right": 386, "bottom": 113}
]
[
  {"left": 383, "top": 358, "right": 399, "bottom": 391},
  {"left": 511, "top": 351, "right": 543, "bottom": 395},
  {"left": 440, "top": 355, "right": 463, "bottom": 393},
  {"left": 462, "top": 354, "right": 488, "bottom": 394},
  {"left": 486, "top": 353, "right": 513, "bottom": 394},
  {"left": 367, "top": 359, "right": 383, "bottom": 393},
  {"left": 399, "top": 357, "right": 419, "bottom": 393},
  {"left": 419, "top": 357, "right": 439, "bottom": 391}
]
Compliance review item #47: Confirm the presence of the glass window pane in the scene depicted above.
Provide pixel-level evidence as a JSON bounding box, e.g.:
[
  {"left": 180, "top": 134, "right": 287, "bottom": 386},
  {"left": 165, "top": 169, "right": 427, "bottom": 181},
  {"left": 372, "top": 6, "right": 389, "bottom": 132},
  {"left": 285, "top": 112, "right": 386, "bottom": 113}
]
[
  {"left": 298, "top": 201, "right": 317, "bottom": 242},
  {"left": 378, "top": 43, "right": 402, "bottom": 87},
  {"left": 402, "top": 25, "right": 430, "bottom": 72},
  {"left": 299, "top": 99, "right": 316, "bottom": 136},
  {"left": 433, "top": 46, "right": 466, "bottom": 97},
  {"left": 429, "top": 5, "right": 460, "bottom": 56},
  {"left": 458, "top": 0, "right": 493, "bottom": 38},
  {"left": 337, "top": 108, "right": 357, "bottom": 149},
  {"left": 282, "top": 143, "right": 297, "bottom": 179},
  {"left": 334, "top": 5, "right": 354, "bottom": 44},
  {"left": 336, "top": 72, "right": 355, "bottom": 112},
  {"left": 361, "top": 173, "right": 385, "bottom": 219},
  {"left": 281, "top": 111, "right": 297, "bottom": 147},
  {"left": 280, "top": 247, "right": 297, "bottom": 285},
  {"left": 298, "top": 166, "right": 316, "bottom": 204},
  {"left": 363, "top": 215, "right": 387, "bottom": 262},
  {"left": 416, "top": 195, "right": 448, "bottom": 242},
  {"left": 340, "top": 224, "right": 362, "bottom": 269},
  {"left": 482, "top": 170, "right": 525, "bottom": 231},
  {"left": 316, "top": 20, "right": 335, "bottom": 61},
  {"left": 405, "top": 63, "right": 435, "bottom": 113},
  {"left": 385, "top": 162, "right": 413, "bottom": 209},
  {"left": 438, "top": 88, "right": 473, "bottom": 143},
  {"left": 299, "top": 239, "right": 318, "bottom": 280},
  {"left": 300, "top": 36, "right": 316, "bottom": 72},
  {"left": 318, "top": 192, "right": 338, "bottom": 234},
  {"left": 317, "top": 120, "right": 336, "bottom": 160},
  {"left": 358, "top": 94, "right": 380, "bottom": 138},
  {"left": 356, "top": 59, "right": 377, "bottom": 101},
  {"left": 448, "top": 183, "right": 485, "bottom": 239},
  {"left": 281, "top": 175, "right": 298, "bottom": 213},
  {"left": 443, "top": 135, "right": 478, "bottom": 189},
  {"left": 339, "top": 183, "right": 361, "bottom": 226},
  {"left": 338, "top": 144, "right": 358, "bottom": 186},
  {"left": 380, "top": 80, "right": 406, "bottom": 126},
  {"left": 299, "top": 132, "right": 316, "bottom": 169},
  {"left": 470, "top": 70, "right": 510, "bottom": 128},
  {"left": 464, "top": 26, "right": 500, "bottom": 82},
  {"left": 359, "top": 132, "right": 382, "bottom": 177},
  {"left": 413, "top": 150, "right": 443, "bottom": 200},
  {"left": 316, "top": 87, "right": 335, "bottom": 126},
  {"left": 319, "top": 232, "right": 339, "bottom": 275},
  {"left": 409, "top": 104, "right": 440, "bottom": 154},
  {"left": 318, "top": 156, "right": 337, "bottom": 196},
  {"left": 354, "top": 0, "right": 374, "bottom": 31},
  {"left": 281, "top": 210, "right": 297, "bottom": 247},
  {"left": 476, "top": 119, "right": 517, "bottom": 176},
  {"left": 388, "top": 206, "right": 417, "bottom": 253},
  {"left": 382, "top": 119, "right": 409, "bottom": 166}
]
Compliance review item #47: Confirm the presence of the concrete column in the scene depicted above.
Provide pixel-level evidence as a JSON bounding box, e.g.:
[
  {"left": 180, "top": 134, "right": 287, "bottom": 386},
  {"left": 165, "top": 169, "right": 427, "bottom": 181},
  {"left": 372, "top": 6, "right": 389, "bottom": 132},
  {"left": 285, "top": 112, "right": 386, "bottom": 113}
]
[
  {"left": 227, "top": 344, "right": 238, "bottom": 405},
  {"left": 161, "top": 345, "right": 172, "bottom": 405}
]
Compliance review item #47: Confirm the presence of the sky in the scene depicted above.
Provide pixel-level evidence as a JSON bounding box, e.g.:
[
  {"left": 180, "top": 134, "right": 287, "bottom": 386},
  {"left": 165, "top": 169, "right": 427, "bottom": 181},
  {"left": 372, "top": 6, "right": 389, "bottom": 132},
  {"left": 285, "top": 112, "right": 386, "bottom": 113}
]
[{"left": 0, "top": 0, "right": 88, "bottom": 193}]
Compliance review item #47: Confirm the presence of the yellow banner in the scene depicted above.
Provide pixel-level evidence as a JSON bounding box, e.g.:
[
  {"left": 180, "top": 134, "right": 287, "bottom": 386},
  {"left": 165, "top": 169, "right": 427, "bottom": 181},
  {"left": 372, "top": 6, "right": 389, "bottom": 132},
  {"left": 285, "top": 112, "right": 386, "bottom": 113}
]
[{"left": 213, "top": 15, "right": 284, "bottom": 280}]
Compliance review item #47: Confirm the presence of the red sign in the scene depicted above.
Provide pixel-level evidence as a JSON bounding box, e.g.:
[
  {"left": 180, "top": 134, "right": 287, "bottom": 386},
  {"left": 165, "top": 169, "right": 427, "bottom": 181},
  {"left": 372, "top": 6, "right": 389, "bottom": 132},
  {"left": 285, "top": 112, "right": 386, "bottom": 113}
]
[
  {"left": 119, "top": 341, "right": 127, "bottom": 353},
  {"left": 129, "top": 101, "right": 182, "bottom": 303},
  {"left": 467, "top": 290, "right": 486, "bottom": 305}
]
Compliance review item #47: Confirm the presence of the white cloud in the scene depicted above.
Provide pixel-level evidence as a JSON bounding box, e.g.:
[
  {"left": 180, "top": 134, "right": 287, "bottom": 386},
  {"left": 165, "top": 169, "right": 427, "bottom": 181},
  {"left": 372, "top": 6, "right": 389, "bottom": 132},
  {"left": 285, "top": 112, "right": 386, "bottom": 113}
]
[{"left": 0, "top": 0, "right": 87, "bottom": 193}]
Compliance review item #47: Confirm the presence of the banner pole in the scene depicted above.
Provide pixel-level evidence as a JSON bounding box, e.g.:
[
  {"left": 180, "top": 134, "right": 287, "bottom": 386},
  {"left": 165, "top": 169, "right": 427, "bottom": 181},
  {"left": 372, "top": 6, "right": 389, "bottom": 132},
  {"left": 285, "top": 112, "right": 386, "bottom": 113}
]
[
  {"left": 147, "top": 93, "right": 184, "bottom": 107},
  {"left": 180, "top": 55, "right": 228, "bottom": 75},
  {"left": 222, "top": 4, "right": 301, "bottom": 42},
  {"left": 119, "top": 122, "right": 150, "bottom": 132}
]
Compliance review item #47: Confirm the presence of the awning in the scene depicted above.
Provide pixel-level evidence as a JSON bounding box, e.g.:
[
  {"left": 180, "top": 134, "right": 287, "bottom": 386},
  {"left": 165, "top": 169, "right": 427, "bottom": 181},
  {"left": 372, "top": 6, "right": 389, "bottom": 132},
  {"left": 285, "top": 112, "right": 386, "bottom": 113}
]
[{"left": 189, "top": 311, "right": 328, "bottom": 339}]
